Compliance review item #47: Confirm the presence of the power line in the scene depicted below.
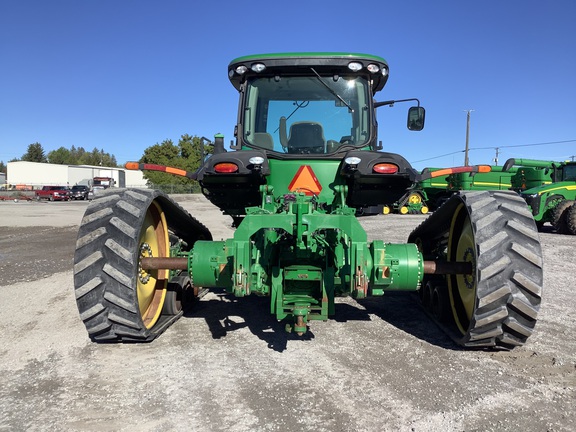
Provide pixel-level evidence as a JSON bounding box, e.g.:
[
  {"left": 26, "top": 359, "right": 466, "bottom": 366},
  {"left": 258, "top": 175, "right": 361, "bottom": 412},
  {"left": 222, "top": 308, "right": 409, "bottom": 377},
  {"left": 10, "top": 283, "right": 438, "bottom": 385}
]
[
  {"left": 412, "top": 150, "right": 465, "bottom": 163},
  {"left": 412, "top": 139, "right": 576, "bottom": 164},
  {"left": 470, "top": 139, "right": 576, "bottom": 151}
]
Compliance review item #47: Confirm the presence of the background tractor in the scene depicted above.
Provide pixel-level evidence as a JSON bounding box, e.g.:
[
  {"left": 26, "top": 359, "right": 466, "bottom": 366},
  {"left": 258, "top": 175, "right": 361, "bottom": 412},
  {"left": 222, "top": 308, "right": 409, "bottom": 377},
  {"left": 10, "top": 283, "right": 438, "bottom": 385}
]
[
  {"left": 503, "top": 158, "right": 576, "bottom": 233},
  {"left": 73, "top": 53, "right": 543, "bottom": 349},
  {"left": 388, "top": 165, "right": 516, "bottom": 215}
]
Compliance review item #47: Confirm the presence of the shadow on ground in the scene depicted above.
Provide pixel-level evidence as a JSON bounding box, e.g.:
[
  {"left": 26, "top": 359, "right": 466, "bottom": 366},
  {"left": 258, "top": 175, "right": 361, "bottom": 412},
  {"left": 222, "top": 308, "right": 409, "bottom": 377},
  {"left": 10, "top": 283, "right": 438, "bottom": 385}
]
[{"left": 183, "top": 289, "right": 459, "bottom": 352}]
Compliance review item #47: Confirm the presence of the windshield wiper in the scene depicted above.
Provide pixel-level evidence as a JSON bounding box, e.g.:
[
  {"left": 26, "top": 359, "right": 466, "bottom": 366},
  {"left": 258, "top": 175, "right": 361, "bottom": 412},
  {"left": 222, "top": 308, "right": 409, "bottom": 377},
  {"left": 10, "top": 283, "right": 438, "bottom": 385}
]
[
  {"left": 273, "top": 101, "right": 309, "bottom": 133},
  {"left": 310, "top": 67, "right": 354, "bottom": 113}
]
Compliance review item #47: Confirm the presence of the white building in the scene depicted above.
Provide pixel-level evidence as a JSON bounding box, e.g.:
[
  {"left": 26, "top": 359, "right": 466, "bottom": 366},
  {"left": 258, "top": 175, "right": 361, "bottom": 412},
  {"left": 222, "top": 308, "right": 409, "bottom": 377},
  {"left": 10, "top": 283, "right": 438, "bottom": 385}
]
[{"left": 6, "top": 161, "right": 148, "bottom": 189}]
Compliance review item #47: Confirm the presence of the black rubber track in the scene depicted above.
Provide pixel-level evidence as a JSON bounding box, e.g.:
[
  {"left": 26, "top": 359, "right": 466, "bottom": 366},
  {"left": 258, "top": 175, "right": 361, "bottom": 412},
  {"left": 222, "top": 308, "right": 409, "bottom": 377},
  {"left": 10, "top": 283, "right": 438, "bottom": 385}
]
[
  {"left": 73, "top": 188, "right": 211, "bottom": 342},
  {"left": 409, "top": 190, "right": 543, "bottom": 349}
]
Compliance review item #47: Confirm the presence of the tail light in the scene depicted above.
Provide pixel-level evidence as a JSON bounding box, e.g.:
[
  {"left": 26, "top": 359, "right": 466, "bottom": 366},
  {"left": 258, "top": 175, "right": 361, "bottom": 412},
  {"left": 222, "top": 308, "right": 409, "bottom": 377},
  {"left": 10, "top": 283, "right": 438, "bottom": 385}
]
[
  {"left": 373, "top": 163, "right": 398, "bottom": 174},
  {"left": 214, "top": 163, "right": 239, "bottom": 173}
]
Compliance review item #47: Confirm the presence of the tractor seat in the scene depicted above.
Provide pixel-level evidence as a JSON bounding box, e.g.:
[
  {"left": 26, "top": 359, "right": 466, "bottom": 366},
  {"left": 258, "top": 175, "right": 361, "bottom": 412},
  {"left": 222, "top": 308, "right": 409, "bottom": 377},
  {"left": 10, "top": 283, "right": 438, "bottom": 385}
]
[{"left": 287, "top": 122, "right": 325, "bottom": 154}]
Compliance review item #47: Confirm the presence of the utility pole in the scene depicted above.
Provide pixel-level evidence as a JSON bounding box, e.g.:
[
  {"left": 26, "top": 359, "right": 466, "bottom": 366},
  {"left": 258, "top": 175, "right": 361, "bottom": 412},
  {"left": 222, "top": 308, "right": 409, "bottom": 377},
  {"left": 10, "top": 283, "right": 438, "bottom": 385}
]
[
  {"left": 464, "top": 109, "right": 474, "bottom": 166},
  {"left": 493, "top": 147, "right": 500, "bottom": 166}
]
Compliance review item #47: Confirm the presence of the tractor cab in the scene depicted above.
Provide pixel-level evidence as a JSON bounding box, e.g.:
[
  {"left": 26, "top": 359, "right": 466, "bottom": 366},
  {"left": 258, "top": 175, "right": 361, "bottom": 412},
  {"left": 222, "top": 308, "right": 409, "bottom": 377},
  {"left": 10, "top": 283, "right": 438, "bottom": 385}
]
[{"left": 227, "top": 53, "right": 423, "bottom": 157}]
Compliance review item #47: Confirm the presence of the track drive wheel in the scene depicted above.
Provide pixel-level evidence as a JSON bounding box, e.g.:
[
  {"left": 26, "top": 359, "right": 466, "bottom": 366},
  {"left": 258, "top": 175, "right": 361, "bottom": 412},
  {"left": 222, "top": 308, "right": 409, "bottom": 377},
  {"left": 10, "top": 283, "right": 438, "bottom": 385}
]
[
  {"left": 73, "top": 188, "right": 211, "bottom": 342},
  {"left": 446, "top": 192, "right": 543, "bottom": 348}
]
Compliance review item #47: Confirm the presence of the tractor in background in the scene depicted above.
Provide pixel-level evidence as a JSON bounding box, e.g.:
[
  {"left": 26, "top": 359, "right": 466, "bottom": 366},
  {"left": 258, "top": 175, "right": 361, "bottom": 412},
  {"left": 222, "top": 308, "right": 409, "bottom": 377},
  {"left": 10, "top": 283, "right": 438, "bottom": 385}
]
[{"left": 503, "top": 158, "right": 576, "bottom": 234}]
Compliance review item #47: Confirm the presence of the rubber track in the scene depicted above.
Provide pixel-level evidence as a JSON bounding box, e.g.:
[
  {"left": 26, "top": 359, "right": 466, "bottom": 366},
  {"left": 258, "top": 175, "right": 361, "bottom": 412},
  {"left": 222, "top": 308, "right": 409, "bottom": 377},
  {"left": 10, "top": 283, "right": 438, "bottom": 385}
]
[
  {"left": 73, "top": 188, "right": 211, "bottom": 342},
  {"left": 409, "top": 190, "right": 543, "bottom": 349}
]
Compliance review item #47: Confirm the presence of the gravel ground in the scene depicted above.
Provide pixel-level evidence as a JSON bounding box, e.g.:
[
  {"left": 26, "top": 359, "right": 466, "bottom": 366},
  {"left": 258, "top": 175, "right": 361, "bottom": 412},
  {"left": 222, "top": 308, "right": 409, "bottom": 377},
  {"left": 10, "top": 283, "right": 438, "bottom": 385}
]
[{"left": 0, "top": 195, "right": 574, "bottom": 432}]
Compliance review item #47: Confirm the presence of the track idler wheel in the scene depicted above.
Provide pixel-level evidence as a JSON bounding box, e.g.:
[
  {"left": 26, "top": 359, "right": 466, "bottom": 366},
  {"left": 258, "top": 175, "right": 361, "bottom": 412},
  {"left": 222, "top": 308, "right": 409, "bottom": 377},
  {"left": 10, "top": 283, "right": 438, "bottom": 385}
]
[
  {"left": 410, "top": 191, "right": 544, "bottom": 349},
  {"left": 73, "top": 188, "right": 211, "bottom": 342}
]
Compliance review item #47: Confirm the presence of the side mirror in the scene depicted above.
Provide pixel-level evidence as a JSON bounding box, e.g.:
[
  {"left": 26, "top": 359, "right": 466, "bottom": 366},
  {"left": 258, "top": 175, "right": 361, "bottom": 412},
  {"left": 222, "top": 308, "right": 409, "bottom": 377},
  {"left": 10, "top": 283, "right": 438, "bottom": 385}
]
[{"left": 407, "top": 106, "right": 425, "bottom": 131}]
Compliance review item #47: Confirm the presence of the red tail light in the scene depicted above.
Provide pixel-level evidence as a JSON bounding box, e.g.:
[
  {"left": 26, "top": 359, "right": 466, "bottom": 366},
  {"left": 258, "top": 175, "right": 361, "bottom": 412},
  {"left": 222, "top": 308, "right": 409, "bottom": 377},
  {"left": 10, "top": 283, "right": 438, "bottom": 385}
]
[
  {"left": 373, "top": 163, "right": 398, "bottom": 174},
  {"left": 214, "top": 163, "right": 239, "bottom": 173}
]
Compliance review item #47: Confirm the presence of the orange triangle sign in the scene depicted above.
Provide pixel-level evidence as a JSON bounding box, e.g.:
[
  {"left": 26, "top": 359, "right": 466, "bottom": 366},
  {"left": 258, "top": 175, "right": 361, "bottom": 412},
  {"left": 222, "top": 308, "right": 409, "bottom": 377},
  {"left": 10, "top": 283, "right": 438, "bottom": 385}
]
[{"left": 288, "top": 165, "right": 322, "bottom": 195}]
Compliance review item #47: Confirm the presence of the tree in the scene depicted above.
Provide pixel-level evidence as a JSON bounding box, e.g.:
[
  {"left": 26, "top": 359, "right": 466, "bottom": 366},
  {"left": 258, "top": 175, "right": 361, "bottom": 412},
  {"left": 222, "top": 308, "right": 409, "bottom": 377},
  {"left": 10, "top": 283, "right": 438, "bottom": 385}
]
[
  {"left": 0, "top": 161, "right": 6, "bottom": 174},
  {"left": 139, "top": 135, "right": 207, "bottom": 192},
  {"left": 46, "top": 145, "right": 119, "bottom": 166},
  {"left": 47, "top": 147, "right": 72, "bottom": 165},
  {"left": 77, "top": 148, "right": 118, "bottom": 167},
  {"left": 21, "top": 142, "right": 47, "bottom": 163}
]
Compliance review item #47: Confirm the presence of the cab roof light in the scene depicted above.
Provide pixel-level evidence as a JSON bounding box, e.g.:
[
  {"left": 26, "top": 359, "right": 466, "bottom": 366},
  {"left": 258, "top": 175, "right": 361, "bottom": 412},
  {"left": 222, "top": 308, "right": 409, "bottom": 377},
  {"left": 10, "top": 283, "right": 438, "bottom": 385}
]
[
  {"left": 347, "top": 61, "right": 363, "bottom": 72},
  {"left": 234, "top": 65, "right": 248, "bottom": 75},
  {"left": 251, "top": 63, "right": 266, "bottom": 73},
  {"left": 366, "top": 64, "right": 380, "bottom": 73},
  {"left": 373, "top": 163, "right": 399, "bottom": 174},
  {"left": 214, "top": 162, "right": 239, "bottom": 173}
]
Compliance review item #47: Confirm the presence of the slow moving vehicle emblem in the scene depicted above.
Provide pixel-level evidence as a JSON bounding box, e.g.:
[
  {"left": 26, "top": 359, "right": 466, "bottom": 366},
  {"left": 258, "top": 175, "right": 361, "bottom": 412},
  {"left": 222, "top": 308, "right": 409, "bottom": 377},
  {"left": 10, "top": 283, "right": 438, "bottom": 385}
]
[{"left": 288, "top": 165, "right": 322, "bottom": 195}]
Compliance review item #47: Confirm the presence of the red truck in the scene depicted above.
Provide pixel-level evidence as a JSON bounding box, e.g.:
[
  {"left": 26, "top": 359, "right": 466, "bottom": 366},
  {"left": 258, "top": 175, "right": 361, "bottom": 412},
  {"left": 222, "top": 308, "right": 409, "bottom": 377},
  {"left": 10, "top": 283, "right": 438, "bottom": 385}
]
[{"left": 35, "top": 185, "right": 70, "bottom": 201}]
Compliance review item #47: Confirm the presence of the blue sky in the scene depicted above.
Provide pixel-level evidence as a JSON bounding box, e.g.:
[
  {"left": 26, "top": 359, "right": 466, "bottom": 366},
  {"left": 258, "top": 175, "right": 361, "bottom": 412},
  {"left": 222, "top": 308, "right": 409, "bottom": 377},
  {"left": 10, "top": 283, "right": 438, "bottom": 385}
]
[{"left": 1, "top": 1, "right": 575, "bottom": 170}]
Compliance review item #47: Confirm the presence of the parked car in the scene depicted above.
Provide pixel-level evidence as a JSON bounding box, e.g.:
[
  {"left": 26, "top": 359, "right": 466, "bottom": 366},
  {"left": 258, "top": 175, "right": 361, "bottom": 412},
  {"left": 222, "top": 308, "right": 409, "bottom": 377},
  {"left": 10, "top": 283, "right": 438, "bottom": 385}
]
[
  {"left": 35, "top": 186, "right": 70, "bottom": 201},
  {"left": 70, "top": 185, "right": 90, "bottom": 200}
]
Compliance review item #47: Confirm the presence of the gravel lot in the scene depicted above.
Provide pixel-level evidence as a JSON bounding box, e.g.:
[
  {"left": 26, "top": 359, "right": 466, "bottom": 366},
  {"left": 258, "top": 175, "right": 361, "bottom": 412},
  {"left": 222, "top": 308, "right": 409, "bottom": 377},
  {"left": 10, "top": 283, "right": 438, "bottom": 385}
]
[{"left": 0, "top": 195, "right": 575, "bottom": 431}]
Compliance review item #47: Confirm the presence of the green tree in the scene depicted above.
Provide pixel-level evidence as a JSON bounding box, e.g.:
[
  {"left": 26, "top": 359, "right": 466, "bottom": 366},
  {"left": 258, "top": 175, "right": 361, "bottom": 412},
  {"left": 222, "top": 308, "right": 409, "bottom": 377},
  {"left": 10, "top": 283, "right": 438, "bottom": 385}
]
[
  {"left": 139, "top": 135, "right": 207, "bottom": 192},
  {"left": 43, "top": 145, "right": 119, "bottom": 166},
  {"left": 77, "top": 148, "right": 117, "bottom": 166},
  {"left": 0, "top": 161, "right": 6, "bottom": 174},
  {"left": 47, "top": 147, "right": 72, "bottom": 164},
  {"left": 70, "top": 146, "right": 87, "bottom": 164},
  {"left": 21, "top": 142, "right": 47, "bottom": 163}
]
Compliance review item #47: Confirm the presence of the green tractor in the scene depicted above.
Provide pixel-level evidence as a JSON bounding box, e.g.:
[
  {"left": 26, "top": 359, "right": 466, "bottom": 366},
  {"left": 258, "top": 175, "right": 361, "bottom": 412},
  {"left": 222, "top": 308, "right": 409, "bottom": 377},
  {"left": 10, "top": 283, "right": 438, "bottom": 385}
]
[
  {"left": 392, "top": 165, "right": 508, "bottom": 214},
  {"left": 383, "top": 166, "right": 488, "bottom": 215},
  {"left": 504, "top": 158, "right": 576, "bottom": 233},
  {"left": 446, "top": 165, "right": 518, "bottom": 192},
  {"left": 73, "top": 53, "right": 543, "bottom": 349},
  {"left": 504, "top": 158, "right": 555, "bottom": 192}
]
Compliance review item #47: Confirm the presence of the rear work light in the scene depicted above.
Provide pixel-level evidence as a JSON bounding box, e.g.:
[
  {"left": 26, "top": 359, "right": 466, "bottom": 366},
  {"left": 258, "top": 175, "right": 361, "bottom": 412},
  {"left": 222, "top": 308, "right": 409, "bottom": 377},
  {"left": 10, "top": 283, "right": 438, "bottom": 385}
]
[
  {"left": 373, "top": 163, "right": 398, "bottom": 174},
  {"left": 214, "top": 162, "right": 239, "bottom": 173}
]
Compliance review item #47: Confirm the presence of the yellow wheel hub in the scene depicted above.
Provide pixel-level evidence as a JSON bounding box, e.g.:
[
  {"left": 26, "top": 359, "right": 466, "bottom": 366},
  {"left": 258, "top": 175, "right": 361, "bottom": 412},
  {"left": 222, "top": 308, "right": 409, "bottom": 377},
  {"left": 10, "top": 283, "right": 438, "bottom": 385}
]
[
  {"left": 137, "top": 201, "right": 169, "bottom": 329},
  {"left": 408, "top": 193, "right": 422, "bottom": 204},
  {"left": 447, "top": 204, "right": 477, "bottom": 334}
]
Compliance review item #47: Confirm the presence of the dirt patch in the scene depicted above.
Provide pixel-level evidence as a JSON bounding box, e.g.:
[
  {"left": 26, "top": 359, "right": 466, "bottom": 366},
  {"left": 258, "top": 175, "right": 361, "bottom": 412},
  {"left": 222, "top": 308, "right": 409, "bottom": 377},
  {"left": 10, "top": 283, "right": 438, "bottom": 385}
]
[{"left": 0, "top": 226, "right": 78, "bottom": 285}]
